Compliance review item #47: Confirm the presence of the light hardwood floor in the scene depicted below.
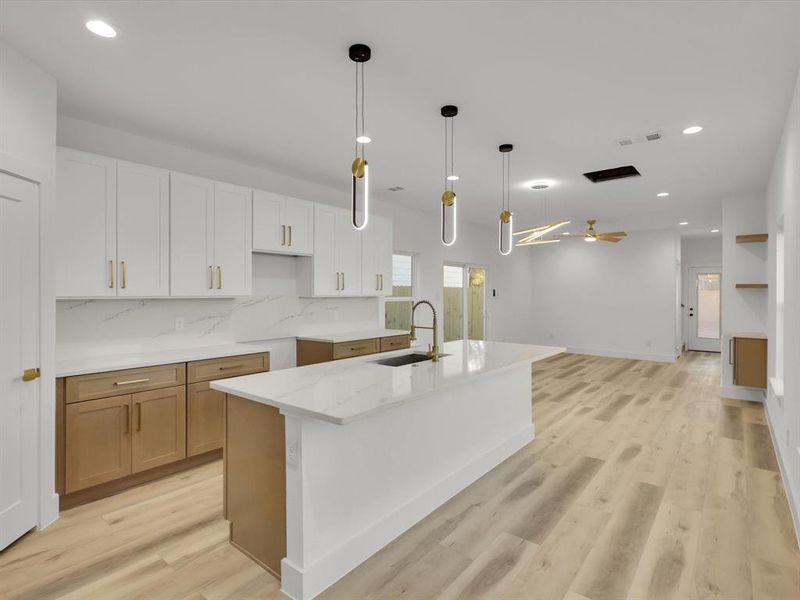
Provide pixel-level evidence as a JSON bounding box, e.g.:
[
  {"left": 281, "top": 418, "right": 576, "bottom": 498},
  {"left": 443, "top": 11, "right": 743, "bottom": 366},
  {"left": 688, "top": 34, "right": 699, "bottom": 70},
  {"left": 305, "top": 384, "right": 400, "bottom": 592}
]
[{"left": 1, "top": 352, "right": 798, "bottom": 599}]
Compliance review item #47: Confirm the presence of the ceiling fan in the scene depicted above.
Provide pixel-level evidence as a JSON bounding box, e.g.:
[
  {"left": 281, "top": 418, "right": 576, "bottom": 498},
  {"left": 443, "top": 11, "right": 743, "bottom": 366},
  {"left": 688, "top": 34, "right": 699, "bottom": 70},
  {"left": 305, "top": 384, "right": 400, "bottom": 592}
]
[{"left": 584, "top": 219, "right": 626, "bottom": 243}]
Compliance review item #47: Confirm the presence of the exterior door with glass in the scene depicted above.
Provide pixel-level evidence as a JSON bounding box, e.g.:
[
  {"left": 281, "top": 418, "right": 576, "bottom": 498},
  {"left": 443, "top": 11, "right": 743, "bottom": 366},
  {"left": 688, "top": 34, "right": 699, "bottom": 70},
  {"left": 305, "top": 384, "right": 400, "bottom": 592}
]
[{"left": 688, "top": 267, "right": 722, "bottom": 352}]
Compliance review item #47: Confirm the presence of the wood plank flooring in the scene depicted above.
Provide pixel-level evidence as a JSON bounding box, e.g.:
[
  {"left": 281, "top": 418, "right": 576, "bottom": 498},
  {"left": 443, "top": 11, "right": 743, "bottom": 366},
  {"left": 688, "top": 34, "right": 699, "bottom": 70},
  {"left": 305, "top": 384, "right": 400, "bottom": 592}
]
[{"left": 1, "top": 352, "right": 797, "bottom": 599}]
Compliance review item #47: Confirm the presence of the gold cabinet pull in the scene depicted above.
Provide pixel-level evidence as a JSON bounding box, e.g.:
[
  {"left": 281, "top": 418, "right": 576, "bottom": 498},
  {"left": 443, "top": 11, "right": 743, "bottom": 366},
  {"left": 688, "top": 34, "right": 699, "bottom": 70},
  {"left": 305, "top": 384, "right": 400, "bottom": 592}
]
[
  {"left": 281, "top": 225, "right": 286, "bottom": 246},
  {"left": 109, "top": 259, "right": 115, "bottom": 288},
  {"left": 114, "top": 378, "right": 150, "bottom": 386},
  {"left": 218, "top": 364, "right": 244, "bottom": 370},
  {"left": 341, "top": 271, "right": 345, "bottom": 290},
  {"left": 288, "top": 225, "right": 292, "bottom": 246},
  {"left": 208, "top": 266, "right": 213, "bottom": 289},
  {"left": 121, "top": 260, "right": 127, "bottom": 289},
  {"left": 217, "top": 265, "right": 222, "bottom": 289},
  {"left": 124, "top": 404, "right": 130, "bottom": 433},
  {"left": 335, "top": 272, "right": 340, "bottom": 291},
  {"left": 380, "top": 274, "right": 384, "bottom": 290},
  {"left": 136, "top": 402, "right": 142, "bottom": 431},
  {"left": 22, "top": 368, "right": 40, "bottom": 382}
]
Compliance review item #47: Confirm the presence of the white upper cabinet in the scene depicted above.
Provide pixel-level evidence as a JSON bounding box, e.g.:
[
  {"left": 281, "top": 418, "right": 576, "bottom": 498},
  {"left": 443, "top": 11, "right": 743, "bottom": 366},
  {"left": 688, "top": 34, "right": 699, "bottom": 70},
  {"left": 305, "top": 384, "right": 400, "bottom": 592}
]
[
  {"left": 170, "top": 173, "right": 252, "bottom": 297},
  {"left": 56, "top": 148, "right": 117, "bottom": 298},
  {"left": 252, "top": 190, "right": 313, "bottom": 256},
  {"left": 360, "top": 215, "right": 393, "bottom": 297},
  {"left": 336, "top": 208, "right": 362, "bottom": 297},
  {"left": 116, "top": 161, "right": 170, "bottom": 297}
]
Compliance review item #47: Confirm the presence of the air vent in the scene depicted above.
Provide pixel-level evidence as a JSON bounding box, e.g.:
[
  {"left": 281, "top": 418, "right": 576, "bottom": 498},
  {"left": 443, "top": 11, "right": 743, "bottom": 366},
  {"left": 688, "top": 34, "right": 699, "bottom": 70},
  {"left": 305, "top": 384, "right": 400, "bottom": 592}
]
[
  {"left": 645, "top": 132, "right": 662, "bottom": 141},
  {"left": 616, "top": 130, "right": 663, "bottom": 147},
  {"left": 387, "top": 186, "right": 404, "bottom": 192},
  {"left": 583, "top": 165, "right": 641, "bottom": 183}
]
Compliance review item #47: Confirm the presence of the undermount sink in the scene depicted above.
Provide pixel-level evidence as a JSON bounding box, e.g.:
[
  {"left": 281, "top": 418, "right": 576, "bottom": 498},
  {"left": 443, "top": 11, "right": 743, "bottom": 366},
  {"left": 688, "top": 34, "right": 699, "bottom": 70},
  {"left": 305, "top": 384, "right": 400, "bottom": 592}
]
[{"left": 372, "top": 352, "right": 449, "bottom": 367}]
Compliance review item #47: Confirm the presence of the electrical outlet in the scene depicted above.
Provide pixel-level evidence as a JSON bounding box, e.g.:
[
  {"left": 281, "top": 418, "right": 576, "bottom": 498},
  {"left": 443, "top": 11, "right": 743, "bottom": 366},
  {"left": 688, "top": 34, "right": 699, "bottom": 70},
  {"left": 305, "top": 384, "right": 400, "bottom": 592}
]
[{"left": 174, "top": 317, "right": 185, "bottom": 331}]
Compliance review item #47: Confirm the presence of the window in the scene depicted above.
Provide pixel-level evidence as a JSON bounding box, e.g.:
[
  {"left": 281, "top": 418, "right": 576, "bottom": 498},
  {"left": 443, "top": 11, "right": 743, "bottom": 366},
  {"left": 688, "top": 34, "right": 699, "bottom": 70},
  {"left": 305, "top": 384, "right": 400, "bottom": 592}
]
[
  {"left": 443, "top": 263, "right": 486, "bottom": 342},
  {"left": 384, "top": 253, "right": 415, "bottom": 330}
]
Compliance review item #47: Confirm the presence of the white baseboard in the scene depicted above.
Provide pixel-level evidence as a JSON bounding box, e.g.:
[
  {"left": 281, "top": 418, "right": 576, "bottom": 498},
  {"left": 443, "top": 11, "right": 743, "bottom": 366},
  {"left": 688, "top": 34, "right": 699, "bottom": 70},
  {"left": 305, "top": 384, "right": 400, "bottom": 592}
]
[
  {"left": 719, "top": 385, "right": 766, "bottom": 402},
  {"left": 280, "top": 425, "right": 534, "bottom": 600},
  {"left": 566, "top": 346, "right": 678, "bottom": 363},
  {"left": 763, "top": 401, "right": 800, "bottom": 550}
]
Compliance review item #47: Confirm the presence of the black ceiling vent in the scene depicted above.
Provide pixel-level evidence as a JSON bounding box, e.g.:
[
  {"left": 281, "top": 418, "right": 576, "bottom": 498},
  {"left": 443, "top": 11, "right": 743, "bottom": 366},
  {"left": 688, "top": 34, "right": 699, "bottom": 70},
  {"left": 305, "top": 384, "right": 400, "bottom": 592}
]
[{"left": 583, "top": 165, "right": 641, "bottom": 183}]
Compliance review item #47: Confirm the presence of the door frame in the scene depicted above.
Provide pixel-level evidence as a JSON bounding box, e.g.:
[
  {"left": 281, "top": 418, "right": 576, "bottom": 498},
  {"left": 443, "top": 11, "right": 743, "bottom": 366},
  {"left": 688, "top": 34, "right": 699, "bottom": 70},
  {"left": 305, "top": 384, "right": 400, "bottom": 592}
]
[
  {"left": 443, "top": 261, "right": 488, "bottom": 341},
  {"left": 687, "top": 265, "right": 722, "bottom": 352}
]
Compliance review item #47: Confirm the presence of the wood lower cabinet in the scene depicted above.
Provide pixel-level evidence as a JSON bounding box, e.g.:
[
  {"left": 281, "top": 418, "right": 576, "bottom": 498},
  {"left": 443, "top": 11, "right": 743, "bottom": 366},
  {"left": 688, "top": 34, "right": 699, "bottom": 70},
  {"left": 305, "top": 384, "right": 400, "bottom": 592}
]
[
  {"left": 132, "top": 386, "right": 186, "bottom": 473},
  {"left": 296, "top": 335, "right": 410, "bottom": 366},
  {"left": 732, "top": 336, "right": 767, "bottom": 388},
  {"left": 65, "top": 395, "right": 132, "bottom": 494},
  {"left": 187, "top": 382, "right": 225, "bottom": 457}
]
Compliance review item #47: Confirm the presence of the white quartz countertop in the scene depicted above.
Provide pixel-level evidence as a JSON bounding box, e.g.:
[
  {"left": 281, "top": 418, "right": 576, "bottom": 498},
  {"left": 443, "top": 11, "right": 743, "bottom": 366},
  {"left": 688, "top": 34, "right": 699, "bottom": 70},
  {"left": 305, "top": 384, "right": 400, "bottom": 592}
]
[
  {"left": 295, "top": 329, "right": 410, "bottom": 343},
  {"left": 211, "top": 340, "right": 564, "bottom": 425},
  {"left": 55, "top": 342, "right": 273, "bottom": 377}
]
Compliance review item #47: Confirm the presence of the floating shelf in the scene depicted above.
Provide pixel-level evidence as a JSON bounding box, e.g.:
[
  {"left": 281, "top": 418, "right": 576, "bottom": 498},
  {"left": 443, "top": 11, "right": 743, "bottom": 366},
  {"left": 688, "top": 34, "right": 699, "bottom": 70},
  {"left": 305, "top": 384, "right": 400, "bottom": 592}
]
[
  {"left": 735, "top": 283, "right": 768, "bottom": 289},
  {"left": 736, "top": 233, "right": 768, "bottom": 243}
]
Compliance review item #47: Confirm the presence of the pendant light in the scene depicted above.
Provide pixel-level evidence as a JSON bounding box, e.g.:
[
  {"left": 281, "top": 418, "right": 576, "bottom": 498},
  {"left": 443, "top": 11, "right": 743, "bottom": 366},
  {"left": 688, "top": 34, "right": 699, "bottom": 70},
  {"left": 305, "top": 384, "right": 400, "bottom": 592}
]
[
  {"left": 498, "top": 144, "right": 513, "bottom": 255},
  {"left": 441, "top": 105, "right": 458, "bottom": 246},
  {"left": 350, "top": 43, "right": 371, "bottom": 230}
]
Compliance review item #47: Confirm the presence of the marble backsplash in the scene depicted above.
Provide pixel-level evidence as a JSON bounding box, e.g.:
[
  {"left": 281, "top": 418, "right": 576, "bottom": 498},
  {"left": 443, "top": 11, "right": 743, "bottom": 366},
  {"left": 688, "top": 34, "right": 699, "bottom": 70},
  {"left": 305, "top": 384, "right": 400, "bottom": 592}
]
[{"left": 56, "top": 295, "right": 380, "bottom": 359}]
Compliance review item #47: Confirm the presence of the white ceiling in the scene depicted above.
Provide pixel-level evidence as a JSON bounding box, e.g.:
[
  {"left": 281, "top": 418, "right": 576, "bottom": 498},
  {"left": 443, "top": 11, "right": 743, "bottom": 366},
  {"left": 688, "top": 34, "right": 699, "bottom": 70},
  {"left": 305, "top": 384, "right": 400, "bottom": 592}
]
[{"left": 3, "top": 1, "right": 800, "bottom": 236}]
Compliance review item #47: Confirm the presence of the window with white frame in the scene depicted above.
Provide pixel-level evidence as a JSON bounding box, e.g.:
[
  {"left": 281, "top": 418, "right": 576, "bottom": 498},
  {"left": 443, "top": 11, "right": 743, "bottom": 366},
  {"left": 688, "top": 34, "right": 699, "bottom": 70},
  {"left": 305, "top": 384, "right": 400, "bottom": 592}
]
[{"left": 384, "top": 253, "right": 416, "bottom": 330}]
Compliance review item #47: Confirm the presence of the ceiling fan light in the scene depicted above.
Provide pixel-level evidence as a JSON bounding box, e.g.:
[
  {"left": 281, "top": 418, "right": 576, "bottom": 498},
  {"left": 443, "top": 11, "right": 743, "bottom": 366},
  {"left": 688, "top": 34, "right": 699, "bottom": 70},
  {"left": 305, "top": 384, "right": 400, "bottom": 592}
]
[{"left": 584, "top": 236, "right": 597, "bottom": 242}]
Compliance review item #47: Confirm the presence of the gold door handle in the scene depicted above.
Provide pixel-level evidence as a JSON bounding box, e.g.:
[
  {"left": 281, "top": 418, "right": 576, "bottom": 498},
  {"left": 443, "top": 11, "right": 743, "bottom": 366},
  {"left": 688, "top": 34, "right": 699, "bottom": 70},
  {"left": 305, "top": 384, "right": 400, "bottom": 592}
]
[
  {"left": 208, "top": 266, "right": 213, "bottom": 290},
  {"left": 217, "top": 266, "right": 222, "bottom": 289},
  {"left": 114, "top": 378, "right": 150, "bottom": 386},
  {"left": 124, "top": 404, "right": 130, "bottom": 433},
  {"left": 121, "top": 260, "right": 127, "bottom": 289},
  {"left": 136, "top": 403, "right": 142, "bottom": 431},
  {"left": 288, "top": 225, "right": 292, "bottom": 246},
  {"left": 281, "top": 225, "right": 286, "bottom": 246},
  {"left": 22, "top": 368, "right": 40, "bottom": 382},
  {"left": 109, "top": 260, "right": 115, "bottom": 289}
]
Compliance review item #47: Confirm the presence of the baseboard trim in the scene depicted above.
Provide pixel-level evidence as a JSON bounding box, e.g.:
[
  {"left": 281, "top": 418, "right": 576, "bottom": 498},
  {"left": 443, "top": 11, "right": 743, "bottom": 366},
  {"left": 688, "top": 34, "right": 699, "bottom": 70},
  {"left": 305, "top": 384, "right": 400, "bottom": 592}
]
[
  {"left": 719, "top": 385, "right": 766, "bottom": 402},
  {"left": 764, "top": 400, "right": 800, "bottom": 550},
  {"left": 280, "top": 424, "right": 535, "bottom": 600},
  {"left": 566, "top": 346, "right": 678, "bottom": 363}
]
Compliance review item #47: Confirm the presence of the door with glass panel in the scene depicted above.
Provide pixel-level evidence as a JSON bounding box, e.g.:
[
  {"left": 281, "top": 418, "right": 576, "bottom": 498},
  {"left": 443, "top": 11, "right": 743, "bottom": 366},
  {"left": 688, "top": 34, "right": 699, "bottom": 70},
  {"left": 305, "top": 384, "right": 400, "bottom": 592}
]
[
  {"left": 688, "top": 267, "right": 721, "bottom": 352},
  {"left": 443, "top": 264, "right": 486, "bottom": 342}
]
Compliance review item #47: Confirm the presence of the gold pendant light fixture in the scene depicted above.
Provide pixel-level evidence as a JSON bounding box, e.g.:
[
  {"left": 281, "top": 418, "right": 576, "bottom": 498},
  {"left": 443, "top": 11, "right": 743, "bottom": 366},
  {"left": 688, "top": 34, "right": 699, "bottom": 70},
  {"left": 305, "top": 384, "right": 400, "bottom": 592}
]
[
  {"left": 440, "top": 105, "right": 458, "bottom": 246},
  {"left": 350, "top": 43, "right": 371, "bottom": 230},
  {"left": 498, "top": 144, "right": 514, "bottom": 255}
]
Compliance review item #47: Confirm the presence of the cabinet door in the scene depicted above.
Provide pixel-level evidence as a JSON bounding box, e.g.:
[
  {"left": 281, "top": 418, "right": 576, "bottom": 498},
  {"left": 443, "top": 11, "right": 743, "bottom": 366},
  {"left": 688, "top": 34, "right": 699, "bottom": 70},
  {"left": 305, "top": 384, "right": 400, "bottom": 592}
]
[
  {"left": 733, "top": 338, "right": 767, "bottom": 388},
  {"left": 116, "top": 161, "right": 170, "bottom": 297},
  {"left": 65, "top": 395, "right": 131, "bottom": 493},
  {"left": 213, "top": 183, "right": 252, "bottom": 296},
  {"left": 131, "top": 386, "right": 186, "bottom": 473},
  {"left": 252, "top": 189, "right": 285, "bottom": 253},
  {"left": 187, "top": 382, "right": 224, "bottom": 456},
  {"left": 56, "top": 148, "right": 117, "bottom": 297},
  {"left": 360, "top": 220, "right": 379, "bottom": 296},
  {"left": 312, "top": 204, "right": 339, "bottom": 296},
  {"left": 284, "top": 197, "right": 314, "bottom": 256},
  {"left": 170, "top": 173, "right": 214, "bottom": 296},
  {"left": 336, "top": 208, "right": 362, "bottom": 296},
  {"left": 375, "top": 216, "right": 394, "bottom": 297}
]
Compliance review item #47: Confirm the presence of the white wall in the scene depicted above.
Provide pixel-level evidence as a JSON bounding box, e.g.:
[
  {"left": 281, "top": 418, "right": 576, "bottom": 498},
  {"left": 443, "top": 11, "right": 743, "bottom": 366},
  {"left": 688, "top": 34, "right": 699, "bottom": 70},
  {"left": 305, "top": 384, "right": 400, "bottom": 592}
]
[
  {"left": 681, "top": 235, "right": 723, "bottom": 347},
  {"left": 765, "top": 69, "right": 800, "bottom": 539},
  {"left": 0, "top": 38, "right": 58, "bottom": 528},
  {"left": 526, "top": 230, "right": 681, "bottom": 362},
  {"left": 720, "top": 195, "right": 768, "bottom": 399}
]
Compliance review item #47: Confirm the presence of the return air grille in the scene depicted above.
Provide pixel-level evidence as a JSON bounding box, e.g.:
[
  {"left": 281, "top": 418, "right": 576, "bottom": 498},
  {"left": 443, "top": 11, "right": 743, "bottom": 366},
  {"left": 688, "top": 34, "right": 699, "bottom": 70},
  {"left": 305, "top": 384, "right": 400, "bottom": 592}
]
[{"left": 583, "top": 165, "right": 641, "bottom": 183}]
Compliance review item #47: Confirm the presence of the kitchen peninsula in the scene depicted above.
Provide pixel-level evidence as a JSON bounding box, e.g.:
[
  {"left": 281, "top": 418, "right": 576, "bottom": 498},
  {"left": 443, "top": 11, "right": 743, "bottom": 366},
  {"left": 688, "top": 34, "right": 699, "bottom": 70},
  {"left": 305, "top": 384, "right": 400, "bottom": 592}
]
[{"left": 211, "top": 339, "right": 563, "bottom": 600}]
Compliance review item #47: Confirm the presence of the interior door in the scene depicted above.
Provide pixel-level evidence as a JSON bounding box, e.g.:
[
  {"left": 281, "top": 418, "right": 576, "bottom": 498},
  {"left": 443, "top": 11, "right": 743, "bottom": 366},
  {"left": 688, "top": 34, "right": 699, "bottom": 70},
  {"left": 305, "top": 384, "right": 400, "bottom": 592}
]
[
  {"left": 170, "top": 173, "right": 214, "bottom": 296},
  {"left": 116, "top": 161, "right": 170, "bottom": 297},
  {"left": 0, "top": 172, "right": 40, "bottom": 549},
  {"left": 213, "top": 183, "right": 252, "bottom": 296},
  {"left": 688, "top": 267, "right": 722, "bottom": 352}
]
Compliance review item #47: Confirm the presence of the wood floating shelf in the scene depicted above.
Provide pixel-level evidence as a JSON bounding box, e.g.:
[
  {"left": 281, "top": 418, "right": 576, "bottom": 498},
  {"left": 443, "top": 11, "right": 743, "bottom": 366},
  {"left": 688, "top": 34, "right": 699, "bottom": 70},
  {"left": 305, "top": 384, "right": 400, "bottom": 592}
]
[
  {"left": 735, "top": 283, "right": 768, "bottom": 289},
  {"left": 736, "top": 233, "right": 768, "bottom": 243}
]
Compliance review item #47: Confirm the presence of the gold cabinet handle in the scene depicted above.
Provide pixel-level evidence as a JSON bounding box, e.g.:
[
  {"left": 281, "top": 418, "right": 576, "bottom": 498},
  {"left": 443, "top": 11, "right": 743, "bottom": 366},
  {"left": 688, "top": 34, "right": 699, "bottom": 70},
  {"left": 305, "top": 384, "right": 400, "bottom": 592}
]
[
  {"left": 208, "top": 266, "right": 214, "bottom": 290},
  {"left": 121, "top": 260, "right": 127, "bottom": 289},
  {"left": 376, "top": 274, "right": 379, "bottom": 291},
  {"left": 341, "top": 271, "right": 345, "bottom": 290},
  {"left": 124, "top": 404, "right": 130, "bottom": 433},
  {"left": 22, "top": 367, "right": 40, "bottom": 382},
  {"left": 218, "top": 364, "right": 244, "bottom": 370},
  {"left": 281, "top": 225, "right": 286, "bottom": 246},
  {"left": 114, "top": 378, "right": 151, "bottom": 386},
  {"left": 109, "top": 259, "right": 115, "bottom": 289},
  {"left": 381, "top": 274, "right": 384, "bottom": 290},
  {"left": 288, "top": 225, "right": 292, "bottom": 246},
  {"left": 136, "top": 402, "right": 142, "bottom": 431},
  {"left": 217, "top": 265, "right": 222, "bottom": 289},
  {"left": 335, "top": 272, "right": 340, "bottom": 291}
]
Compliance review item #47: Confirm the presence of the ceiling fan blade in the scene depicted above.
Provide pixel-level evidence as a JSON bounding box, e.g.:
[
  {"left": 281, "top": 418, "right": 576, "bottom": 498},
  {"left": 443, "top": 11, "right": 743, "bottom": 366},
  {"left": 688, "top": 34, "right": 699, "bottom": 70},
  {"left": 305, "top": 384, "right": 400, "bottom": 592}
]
[
  {"left": 596, "top": 231, "right": 627, "bottom": 238},
  {"left": 598, "top": 236, "right": 622, "bottom": 243}
]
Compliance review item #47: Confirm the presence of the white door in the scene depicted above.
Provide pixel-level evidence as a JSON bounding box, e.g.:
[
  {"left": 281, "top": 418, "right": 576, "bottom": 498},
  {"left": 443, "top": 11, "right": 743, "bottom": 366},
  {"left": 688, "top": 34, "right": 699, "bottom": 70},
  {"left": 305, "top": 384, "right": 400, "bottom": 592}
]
[
  {"left": 170, "top": 173, "right": 214, "bottom": 296},
  {"left": 213, "top": 183, "right": 252, "bottom": 296},
  {"left": 56, "top": 148, "right": 116, "bottom": 297},
  {"left": 0, "top": 172, "right": 40, "bottom": 550},
  {"left": 116, "top": 161, "right": 170, "bottom": 297},
  {"left": 336, "top": 208, "right": 362, "bottom": 297},
  {"left": 312, "top": 204, "right": 338, "bottom": 296},
  {"left": 252, "top": 189, "right": 284, "bottom": 253},
  {"left": 283, "top": 198, "right": 313, "bottom": 256},
  {"left": 688, "top": 267, "right": 722, "bottom": 352}
]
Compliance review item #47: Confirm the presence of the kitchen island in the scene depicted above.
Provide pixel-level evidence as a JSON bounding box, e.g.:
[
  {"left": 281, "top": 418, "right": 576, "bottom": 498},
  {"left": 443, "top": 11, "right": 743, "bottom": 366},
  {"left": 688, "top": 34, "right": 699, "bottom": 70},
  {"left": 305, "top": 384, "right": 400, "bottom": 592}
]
[{"left": 211, "top": 340, "right": 563, "bottom": 600}]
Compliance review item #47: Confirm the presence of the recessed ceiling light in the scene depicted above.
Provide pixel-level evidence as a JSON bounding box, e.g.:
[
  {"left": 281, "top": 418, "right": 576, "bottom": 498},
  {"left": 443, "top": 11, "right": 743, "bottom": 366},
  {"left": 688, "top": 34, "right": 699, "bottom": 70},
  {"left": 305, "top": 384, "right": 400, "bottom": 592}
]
[
  {"left": 657, "top": 192, "right": 670, "bottom": 197},
  {"left": 711, "top": 229, "right": 719, "bottom": 233},
  {"left": 679, "top": 221, "right": 689, "bottom": 226},
  {"left": 447, "top": 175, "right": 459, "bottom": 181},
  {"left": 85, "top": 20, "right": 116, "bottom": 38},
  {"left": 355, "top": 135, "right": 371, "bottom": 144},
  {"left": 682, "top": 125, "right": 703, "bottom": 135}
]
